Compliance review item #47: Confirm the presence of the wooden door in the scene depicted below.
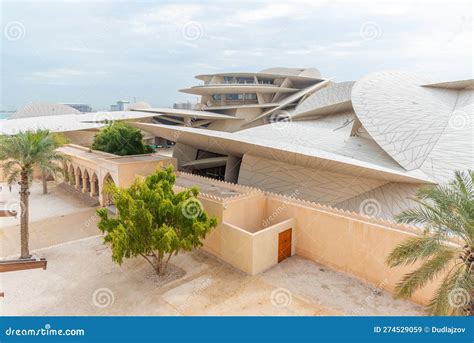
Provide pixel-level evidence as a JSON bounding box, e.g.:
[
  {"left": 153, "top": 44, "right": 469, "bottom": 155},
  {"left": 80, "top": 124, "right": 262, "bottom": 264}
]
[{"left": 278, "top": 228, "right": 292, "bottom": 262}]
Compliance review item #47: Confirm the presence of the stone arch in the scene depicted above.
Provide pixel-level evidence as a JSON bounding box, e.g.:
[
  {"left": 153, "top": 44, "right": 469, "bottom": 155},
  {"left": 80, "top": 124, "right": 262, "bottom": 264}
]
[
  {"left": 82, "top": 168, "right": 91, "bottom": 193},
  {"left": 68, "top": 163, "right": 76, "bottom": 186},
  {"left": 90, "top": 172, "right": 99, "bottom": 199},
  {"left": 102, "top": 173, "right": 116, "bottom": 206},
  {"left": 75, "top": 166, "right": 83, "bottom": 190}
]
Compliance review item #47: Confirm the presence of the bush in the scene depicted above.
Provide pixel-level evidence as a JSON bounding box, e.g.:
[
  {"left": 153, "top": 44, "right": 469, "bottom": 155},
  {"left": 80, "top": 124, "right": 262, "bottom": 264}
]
[{"left": 92, "top": 122, "right": 150, "bottom": 156}]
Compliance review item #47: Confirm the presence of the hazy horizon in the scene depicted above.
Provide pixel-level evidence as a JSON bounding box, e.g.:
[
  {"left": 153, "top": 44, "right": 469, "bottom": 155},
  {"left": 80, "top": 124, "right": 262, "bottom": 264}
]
[{"left": 1, "top": 0, "right": 472, "bottom": 111}]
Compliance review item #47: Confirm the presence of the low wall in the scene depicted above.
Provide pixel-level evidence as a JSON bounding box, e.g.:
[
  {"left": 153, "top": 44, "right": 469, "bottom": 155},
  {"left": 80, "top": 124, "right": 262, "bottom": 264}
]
[
  {"left": 252, "top": 218, "right": 295, "bottom": 274},
  {"left": 179, "top": 173, "right": 443, "bottom": 306},
  {"left": 197, "top": 188, "right": 297, "bottom": 275},
  {"left": 264, "top": 195, "right": 443, "bottom": 306},
  {"left": 223, "top": 194, "right": 267, "bottom": 233}
]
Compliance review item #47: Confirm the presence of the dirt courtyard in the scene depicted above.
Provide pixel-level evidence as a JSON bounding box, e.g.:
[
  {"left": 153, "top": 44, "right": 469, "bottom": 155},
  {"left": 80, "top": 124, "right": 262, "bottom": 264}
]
[
  {"left": 1, "top": 235, "right": 423, "bottom": 316},
  {"left": 0, "top": 181, "right": 423, "bottom": 316}
]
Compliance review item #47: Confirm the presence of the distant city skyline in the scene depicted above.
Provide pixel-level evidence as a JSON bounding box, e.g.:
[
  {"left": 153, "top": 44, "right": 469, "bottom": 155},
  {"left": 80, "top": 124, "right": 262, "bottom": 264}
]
[{"left": 1, "top": 0, "right": 472, "bottom": 111}]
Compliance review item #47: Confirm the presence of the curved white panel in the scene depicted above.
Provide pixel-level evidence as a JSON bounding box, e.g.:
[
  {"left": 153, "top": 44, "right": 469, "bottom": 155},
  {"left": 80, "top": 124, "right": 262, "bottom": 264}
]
[{"left": 351, "top": 71, "right": 457, "bottom": 170}]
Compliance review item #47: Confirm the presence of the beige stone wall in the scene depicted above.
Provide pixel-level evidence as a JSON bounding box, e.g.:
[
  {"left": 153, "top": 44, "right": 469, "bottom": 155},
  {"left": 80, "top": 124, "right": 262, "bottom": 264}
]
[
  {"left": 223, "top": 194, "right": 267, "bottom": 233},
  {"left": 0, "top": 161, "right": 43, "bottom": 183},
  {"left": 193, "top": 174, "right": 445, "bottom": 305},
  {"left": 201, "top": 193, "right": 296, "bottom": 275},
  {"left": 252, "top": 218, "right": 296, "bottom": 274},
  {"left": 264, "top": 196, "right": 442, "bottom": 305}
]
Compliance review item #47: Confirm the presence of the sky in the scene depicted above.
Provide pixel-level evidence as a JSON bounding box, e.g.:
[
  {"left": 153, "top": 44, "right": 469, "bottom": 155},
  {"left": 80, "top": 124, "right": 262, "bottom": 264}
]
[{"left": 1, "top": 0, "right": 472, "bottom": 111}]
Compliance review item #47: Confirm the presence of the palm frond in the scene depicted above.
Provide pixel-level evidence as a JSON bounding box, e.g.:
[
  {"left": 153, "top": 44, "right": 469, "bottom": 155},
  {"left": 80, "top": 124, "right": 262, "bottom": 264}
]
[
  {"left": 386, "top": 234, "right": 444, "bottom": 267},
  {"left": 426, "top": 263, "right": 471, "bottom": 316},
  {"left": 394, "top": 248, "right": 455, "bottom": 298}
]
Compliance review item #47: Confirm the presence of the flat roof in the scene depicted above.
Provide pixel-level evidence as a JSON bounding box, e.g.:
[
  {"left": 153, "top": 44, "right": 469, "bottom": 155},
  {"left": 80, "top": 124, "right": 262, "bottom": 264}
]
[{"left": 175, "top": 174, "right": 244, "bottom": 198}]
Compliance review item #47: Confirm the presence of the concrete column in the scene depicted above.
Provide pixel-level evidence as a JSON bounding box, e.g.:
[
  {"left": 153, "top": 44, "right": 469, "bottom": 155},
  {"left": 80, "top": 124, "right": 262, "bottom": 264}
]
[
  {"left": 90, "top": 178, "right": 97, "bottom": 197},
  {"left": 82, "top": 176, "right": 88, "bottom": 193},
  {"left": 172, "top": 143, "right": 198, "bottom": 169},
  {"left": 75, "top": 173, "right": 80, "bottom": 190},
  {"left": 224, "top": 155, "right": 241, "bottom": 183}
]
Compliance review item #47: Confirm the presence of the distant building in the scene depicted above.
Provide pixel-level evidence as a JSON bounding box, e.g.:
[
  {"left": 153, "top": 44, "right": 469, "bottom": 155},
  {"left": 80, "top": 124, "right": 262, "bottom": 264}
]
[
  {"left": 173, "top": 101, "right": 194, "bottom": 110},
  {"left": 110, "top": 100, "right": 130, "bottom": 111},
  {"left": 62, "top": 103, "right": 92, "bottom": 113}
]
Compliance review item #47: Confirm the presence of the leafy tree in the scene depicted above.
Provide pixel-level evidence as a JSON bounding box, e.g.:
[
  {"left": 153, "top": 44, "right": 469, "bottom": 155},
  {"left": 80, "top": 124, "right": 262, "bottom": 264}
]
[
  {"left": 386, "top": 170, "right": 473, "bottom": 316},
  {"left": 92, "top": 122, "right": 153, "bottom": 156},
  {"left": 0, "top": 130, "right": 67, "bottom": 258},
  {"left": 96, "top": 165, "right": 217, "bottom": 275}
]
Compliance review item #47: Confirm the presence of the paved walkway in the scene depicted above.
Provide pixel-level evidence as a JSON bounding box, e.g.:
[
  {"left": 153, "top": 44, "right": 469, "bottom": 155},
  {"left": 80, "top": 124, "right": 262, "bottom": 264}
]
[
  {"left": 1, "top": 182, "right": 99, "bottom": 258},
  {"left": 0, "top": 182, "right": 91, "bottom": 227}
]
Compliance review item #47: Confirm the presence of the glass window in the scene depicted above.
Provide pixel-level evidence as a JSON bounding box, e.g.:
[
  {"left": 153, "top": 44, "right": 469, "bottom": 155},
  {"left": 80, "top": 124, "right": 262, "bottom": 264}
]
[
  {"left": 236, "top": 77, "right": 254, "bottom": 84},
  {"left": 259, "top": 78, "right": 273, "bottom": 84},
  {"left": 212, "top": 94, "right": 221, "bottom": 101},
  {"left": 225, "top": 94, "right": 240, "bottom": 100},
  {"left": 245, "top": 93, "right": 257, "bottom": 100},
  {"left": 223, "top": 76, "right": 234, "bottom": 83}
]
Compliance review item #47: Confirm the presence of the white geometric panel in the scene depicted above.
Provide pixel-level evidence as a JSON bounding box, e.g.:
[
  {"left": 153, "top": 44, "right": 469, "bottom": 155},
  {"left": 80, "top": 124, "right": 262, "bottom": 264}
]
[
  {"left": 238, "top": 154, "right": 387, "bottom": 205},
  {"left": 293, "top": 81, "right": 355, "bottom": 118},
  {"left": 351, "top": 71, "right": 458, "bottom": 171},
  {"left": 419, "top": 96, "right": 474, "bottom": 183},
  {"left": 335, "top": 182, "right": 420, "bottom": 220}
]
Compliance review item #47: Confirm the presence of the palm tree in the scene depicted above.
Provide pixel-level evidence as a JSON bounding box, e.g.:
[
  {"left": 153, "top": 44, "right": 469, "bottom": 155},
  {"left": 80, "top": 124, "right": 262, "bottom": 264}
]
[
  {"left": 0, "top": 130, "right": 67, "bottom": 258},
  {"left": 40, "top": 133, "right": 68, "bottom": 195},
  {"left": 386, "top": 170, "right": 473, "bottom": 316}
]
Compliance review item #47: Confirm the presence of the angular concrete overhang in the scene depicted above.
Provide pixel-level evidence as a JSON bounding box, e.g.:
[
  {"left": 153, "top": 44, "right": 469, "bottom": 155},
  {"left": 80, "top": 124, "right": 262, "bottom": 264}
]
[
  {"left": 0, "top": 109, "right": 239, "bottom": 136},
  {"left": 130, "top": 108, "right": 240, "bottom": 120},
  {"left": 291, "top": 81, "right": 355, "bottom": 119},
  {"left": 202, "top": 103, "right": 280, "bottom": 110},
  {"left": 179, "top": 84, "right": 299, "bottom": 95},
  {"left": 181, "top": 156, "right": 228, "bottom": 169},
  {"left": 421, "top": 79, "right": 474, "bottom": 90},
  {"left": 131, "top": 122, "right": 435, "bottom": 184},
  {"left": 246, "top": 78, "right": 332, "bottom": 124}
]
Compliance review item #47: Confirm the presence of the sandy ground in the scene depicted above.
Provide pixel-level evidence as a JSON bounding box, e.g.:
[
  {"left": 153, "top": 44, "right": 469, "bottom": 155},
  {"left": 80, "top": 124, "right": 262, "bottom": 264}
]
[
  {"left": 0, "top": 181, "right": 91, "bottom": 227},
  {"left": 0, "top": 180, "right": 424, "bottom": 316},
  {"left": 0, "top": 235, "right": 423, "bottom": 316},
  {"left": 1, "top": 182, "right": 98, "bottom": 257}
]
